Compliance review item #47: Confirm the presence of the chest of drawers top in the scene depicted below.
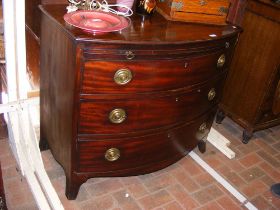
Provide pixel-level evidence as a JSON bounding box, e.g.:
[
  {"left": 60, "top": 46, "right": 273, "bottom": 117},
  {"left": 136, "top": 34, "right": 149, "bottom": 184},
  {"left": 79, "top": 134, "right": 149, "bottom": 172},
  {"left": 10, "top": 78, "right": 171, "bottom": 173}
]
[{"left": 40, "top": 5, "right": 240, "bottom": 47}]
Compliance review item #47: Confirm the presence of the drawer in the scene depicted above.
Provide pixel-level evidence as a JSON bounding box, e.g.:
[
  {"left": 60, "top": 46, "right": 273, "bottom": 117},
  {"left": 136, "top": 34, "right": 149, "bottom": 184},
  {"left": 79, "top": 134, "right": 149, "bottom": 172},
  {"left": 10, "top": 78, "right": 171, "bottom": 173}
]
[
  {"left": 78, "top": 75, "right": 225, "bottom": 135},
  {"left": 77, "top": 108, "right": 216, "bottom": 173},
  {"left": 81, "top": 51, "right": 228, "bottom": 94},
  {"left": 82, "top": 39, "right": 233, "bottom": 61}
]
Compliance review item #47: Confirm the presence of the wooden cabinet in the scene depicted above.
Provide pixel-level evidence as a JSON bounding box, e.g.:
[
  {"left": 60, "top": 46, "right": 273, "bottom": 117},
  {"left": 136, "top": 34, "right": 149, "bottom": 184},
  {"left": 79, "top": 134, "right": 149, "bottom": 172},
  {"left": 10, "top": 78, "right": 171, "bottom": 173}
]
[
  {"left": 39, "top": 4, "right": 240, "bottom": 199},
  {"left": 217, "top": 0, "right": 280, "bottom": 143}
]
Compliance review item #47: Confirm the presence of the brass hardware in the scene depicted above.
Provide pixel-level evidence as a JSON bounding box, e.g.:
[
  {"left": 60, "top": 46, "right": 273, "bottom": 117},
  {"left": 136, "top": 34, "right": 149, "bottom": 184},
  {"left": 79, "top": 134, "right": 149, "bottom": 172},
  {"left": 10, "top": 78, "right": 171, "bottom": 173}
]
[
  {"left": 208, "top": 88, "right": 216, "bottom": 101},
  {"left": 199, "top": 123, "right": 207, "bottom": 132},
  {"left": 199, "top": 0, "right": 207, "bottom": 6},
  {"left": 225, "top": 42, "right": 230, "bottom": 48},
  {"left": 114, "top": 69, "right": 132, "bottom": 85},
  {"left": 171, "top": 2, "right": 184, "bottom": 10},
  {"left": 125, "top": 51, "right": 135, "bottom": 60},
  {"left": 105, "top": 148, "right": 120, "bottom": 161},
  {"left": 217, "top": 54, "right": 226, "bottom": 68},
  {"left": 109, "top": 108, "right": 126, "bottom": 124},
  {"left": 196, "top": 123, "right": 209, "bottom": 141},
  {"left": 218, "top": 6, "right": 229, "bottom": 14}
]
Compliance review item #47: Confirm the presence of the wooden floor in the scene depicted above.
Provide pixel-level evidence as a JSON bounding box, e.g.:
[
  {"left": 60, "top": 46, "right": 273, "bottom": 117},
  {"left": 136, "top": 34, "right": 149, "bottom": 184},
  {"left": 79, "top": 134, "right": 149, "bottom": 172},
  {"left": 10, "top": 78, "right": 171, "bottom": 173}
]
[{"left": 0, "top": 117, "right": 280, "bottom": 210}]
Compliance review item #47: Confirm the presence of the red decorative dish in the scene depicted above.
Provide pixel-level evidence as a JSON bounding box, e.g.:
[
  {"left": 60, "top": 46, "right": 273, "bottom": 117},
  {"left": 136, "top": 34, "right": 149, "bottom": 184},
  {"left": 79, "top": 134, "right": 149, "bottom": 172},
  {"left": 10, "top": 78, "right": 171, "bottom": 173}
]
[{"left": 64, "top": 10, "right": 130, "bottom": 33}]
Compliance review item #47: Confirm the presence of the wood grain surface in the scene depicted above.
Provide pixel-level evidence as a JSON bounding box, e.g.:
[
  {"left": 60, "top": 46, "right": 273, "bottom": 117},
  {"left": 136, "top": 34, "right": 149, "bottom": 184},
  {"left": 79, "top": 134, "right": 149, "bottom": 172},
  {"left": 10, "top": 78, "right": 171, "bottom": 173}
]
[
  {"left": 219, "top": 0, "right": 280, "bottom": 141},
  {"left": 39, "top": 4, "right": 240, "bottom": 199}
]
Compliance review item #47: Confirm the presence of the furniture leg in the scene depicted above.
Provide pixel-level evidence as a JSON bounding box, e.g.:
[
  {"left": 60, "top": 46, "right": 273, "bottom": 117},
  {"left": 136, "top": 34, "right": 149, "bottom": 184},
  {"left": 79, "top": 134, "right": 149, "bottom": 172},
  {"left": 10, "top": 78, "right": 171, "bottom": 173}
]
[
  {"left": 242, "top": 129, "right": 253, "bottom": 144},
  {"left": 65, "top": 176, "right": 83, "bottom": 200},
  {"left": 39, "top": 125, "right": 49, "bottom": 151},
  {"left": 216, "top": 109, "right": 225, "bottom": 124},
  {"left": 39, "top": 138, "right": 49, "bottom": 151},
  {"left": 198, "top": 139, "right": 206, "bottom": 153}
]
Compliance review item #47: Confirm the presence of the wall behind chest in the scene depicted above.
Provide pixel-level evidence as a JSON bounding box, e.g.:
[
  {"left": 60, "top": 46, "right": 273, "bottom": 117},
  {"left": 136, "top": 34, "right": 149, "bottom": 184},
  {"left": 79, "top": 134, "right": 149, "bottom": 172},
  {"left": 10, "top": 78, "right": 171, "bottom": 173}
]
[
  {"left": 25, "top": 0, "right": 67, "bottom": 91},
  {"left": 26, "top": 0, "right": 67, "bottom": 36}
]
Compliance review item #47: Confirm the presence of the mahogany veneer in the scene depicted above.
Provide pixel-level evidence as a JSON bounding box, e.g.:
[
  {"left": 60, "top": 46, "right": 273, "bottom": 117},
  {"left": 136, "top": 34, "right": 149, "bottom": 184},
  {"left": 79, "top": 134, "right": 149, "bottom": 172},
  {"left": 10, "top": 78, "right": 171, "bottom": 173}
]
[{"left": 39, "top": 4, "right": 240, "bottom": 199}]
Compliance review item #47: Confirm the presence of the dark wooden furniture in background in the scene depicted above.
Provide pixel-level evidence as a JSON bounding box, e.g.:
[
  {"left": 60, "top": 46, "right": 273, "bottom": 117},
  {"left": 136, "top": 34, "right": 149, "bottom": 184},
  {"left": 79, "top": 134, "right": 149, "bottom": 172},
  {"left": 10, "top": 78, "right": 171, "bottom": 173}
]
[
  {"left": 227, "top": 0, "right": 248, "bottom": 26},
  {"left": 217, "top": 0, "right": 280, "bottom": 143},
  {"left": 0, "top": 163, "right": 7, "bottom": 210},
  {"left": 39, "top": 4, "right": 240, "bottom": 199}
]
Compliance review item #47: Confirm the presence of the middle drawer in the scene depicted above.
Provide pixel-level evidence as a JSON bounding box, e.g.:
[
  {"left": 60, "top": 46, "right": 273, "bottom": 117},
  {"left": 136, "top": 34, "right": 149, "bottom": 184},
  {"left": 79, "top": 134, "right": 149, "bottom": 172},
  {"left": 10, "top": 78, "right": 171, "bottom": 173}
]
[
  {"left": 80, "top": 51, "right": 227, "bottom": 94},
  {"left": 78, "top": 75, "right": 224, "bottom": 135}
]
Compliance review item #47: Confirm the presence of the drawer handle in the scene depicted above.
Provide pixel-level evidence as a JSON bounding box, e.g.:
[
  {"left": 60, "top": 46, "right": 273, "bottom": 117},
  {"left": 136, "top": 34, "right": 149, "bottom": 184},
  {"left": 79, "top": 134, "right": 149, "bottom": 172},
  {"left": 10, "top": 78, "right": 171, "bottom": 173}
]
[
  {"left": 109, "top": 108, "right": 126, "bottom": 124},
  {"left": 105, "top": 148, "right": 120, "bottom": 161},
  {"left": 218, "top": 6, "right": 229, "bottom": 15},
  {"left": 208, "top": 88, "right": 216, "bottom": 101},
  {"left": 125, "top": 51, "right": 135, "bottom": 60},
  {"left": 217, "top": 54, "right": 226, "bottom": 68},
  {"left": 199, "top": 123, "right": 207, "bottom": 133},
  {"left": 114, "top": 69, "right": 133, "bottom": 85}
]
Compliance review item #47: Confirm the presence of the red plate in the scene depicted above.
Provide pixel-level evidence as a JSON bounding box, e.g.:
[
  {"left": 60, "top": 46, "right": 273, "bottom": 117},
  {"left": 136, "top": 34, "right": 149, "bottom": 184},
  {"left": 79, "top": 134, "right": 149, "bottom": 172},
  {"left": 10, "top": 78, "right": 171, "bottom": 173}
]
[{"left": 64, "top": 10, "right": 130, "bottom": 33}]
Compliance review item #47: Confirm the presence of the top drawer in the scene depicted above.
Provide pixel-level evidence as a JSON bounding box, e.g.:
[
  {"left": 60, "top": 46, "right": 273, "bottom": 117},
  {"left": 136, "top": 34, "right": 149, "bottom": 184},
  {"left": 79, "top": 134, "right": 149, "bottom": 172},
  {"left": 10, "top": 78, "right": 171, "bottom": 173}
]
[{"left": 80, "top": 51, "right": 228, "bottom": 94}]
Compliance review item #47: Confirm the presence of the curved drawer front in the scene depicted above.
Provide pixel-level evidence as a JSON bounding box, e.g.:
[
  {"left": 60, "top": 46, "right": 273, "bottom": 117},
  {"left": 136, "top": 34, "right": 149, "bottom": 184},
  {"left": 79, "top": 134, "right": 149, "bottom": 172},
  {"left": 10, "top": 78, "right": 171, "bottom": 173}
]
[
  {"left": 81, "top": 51, "right": 227, "bottom": 94},
  {"left": 78, "top": 75, "right": 224, "bottom": 135},
  {"left": 77, "top": 109, "right": 216, "bottom": 173},
  {"left": 82, "top": 37, "right": 237, "bottom": 61}
]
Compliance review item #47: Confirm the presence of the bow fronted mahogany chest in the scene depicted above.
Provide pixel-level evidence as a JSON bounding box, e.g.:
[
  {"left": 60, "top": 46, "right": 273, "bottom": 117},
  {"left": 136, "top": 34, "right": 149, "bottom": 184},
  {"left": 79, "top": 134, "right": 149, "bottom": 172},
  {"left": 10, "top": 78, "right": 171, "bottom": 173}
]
[{"left": 39, "top": 4, "right": 240, "bottom": 199}]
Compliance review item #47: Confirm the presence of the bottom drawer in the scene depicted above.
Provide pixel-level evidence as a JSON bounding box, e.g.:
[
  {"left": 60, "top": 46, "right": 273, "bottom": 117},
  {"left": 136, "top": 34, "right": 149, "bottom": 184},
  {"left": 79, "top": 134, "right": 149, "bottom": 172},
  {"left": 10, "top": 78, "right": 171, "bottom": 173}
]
[{"left": 76, "top": 108, "right": 216, "bottom": 174}]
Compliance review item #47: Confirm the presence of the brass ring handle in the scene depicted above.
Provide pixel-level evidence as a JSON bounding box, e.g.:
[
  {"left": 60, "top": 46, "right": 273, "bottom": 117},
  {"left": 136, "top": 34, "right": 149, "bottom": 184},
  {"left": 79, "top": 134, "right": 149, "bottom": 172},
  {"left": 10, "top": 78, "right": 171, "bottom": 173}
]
[
  {"left": 217, "top": 54, "right": 226, "bottom": 68},
  {"left": 109, "top": 108, "right": 126, "bottom": 124},
  {"left": 199, "top": 123, "right": 207, "bottom": 133},
  {"left": 125, "top": 51, "right": 135, "bottom": 60},
  {"left": 114, "top": 69, "right": 133, "bottom": 85},
  {"left": 105, "top": 148, "right": 120, "bottom": 161},
  {"left": 208, "top": 88, "right": 216, "bottom": 101}
]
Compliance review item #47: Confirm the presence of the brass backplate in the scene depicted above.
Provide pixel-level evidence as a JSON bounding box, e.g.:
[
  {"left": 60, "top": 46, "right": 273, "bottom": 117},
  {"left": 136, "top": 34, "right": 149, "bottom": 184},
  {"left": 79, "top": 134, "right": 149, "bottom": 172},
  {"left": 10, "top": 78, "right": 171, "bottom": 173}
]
[
  {"left": 105, "top": 148, "right": 120, "bottom": 161},
  {"left": 109, "top": 108, "right": 127, "bottom": 124}
]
